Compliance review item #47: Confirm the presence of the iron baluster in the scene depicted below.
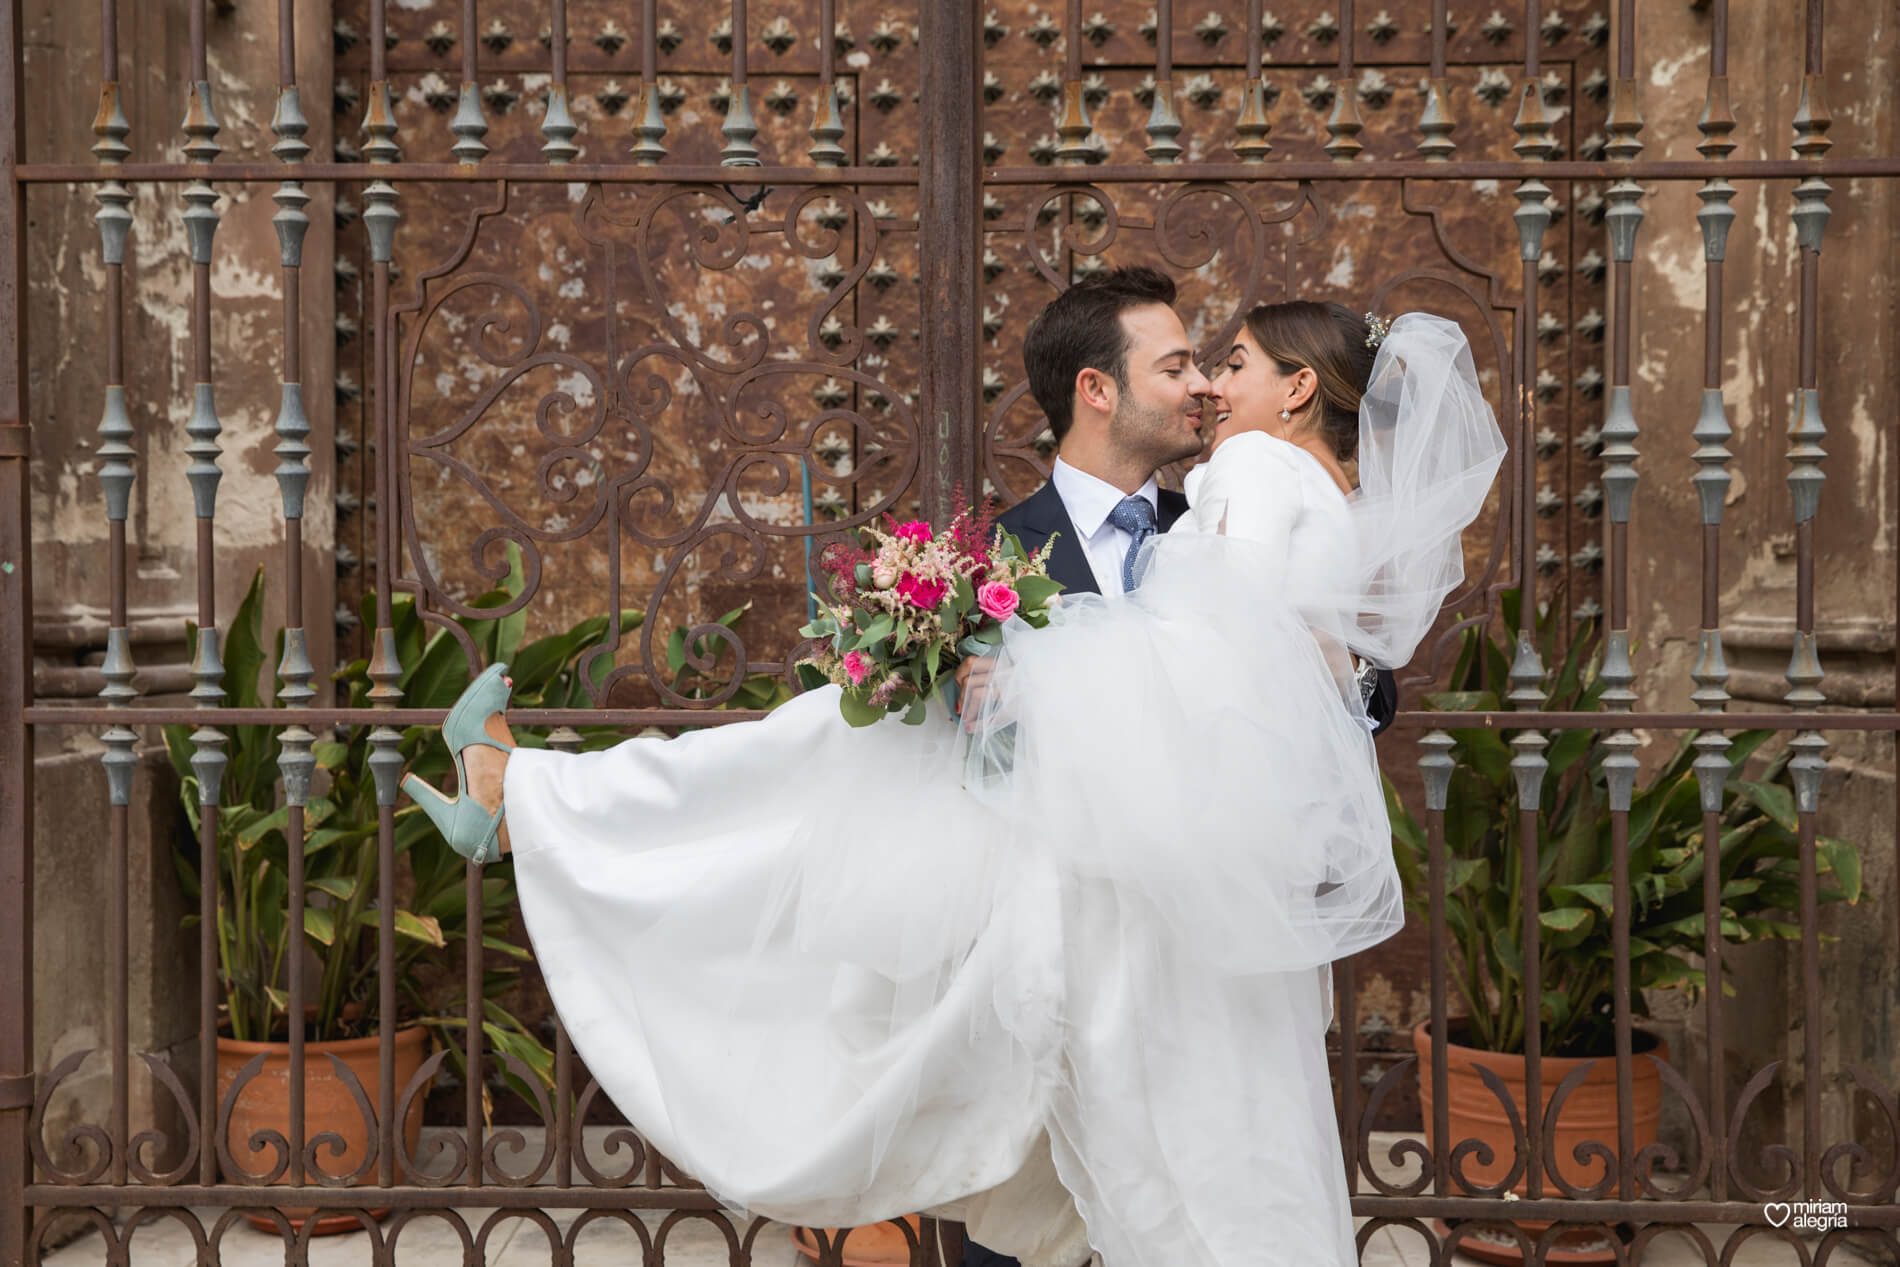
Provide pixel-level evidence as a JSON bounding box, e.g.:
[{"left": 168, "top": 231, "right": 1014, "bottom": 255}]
[
  {"left": 721, "top": 0, "right": 760, "bottom": 166},
  {"left": 1599, "top": 0, "right": 1647, "bottom": 1206},
  {"left": 182, "top": 0, "right": 229, "bottom": 1196},
  {"left": 632, "top": 0, "right": 667, "bottom": 164},
  {"left": 1144, "top": 0, "right": 1183, "bottom": 162},
  {"left": 1508, "top": 0, "right": 1556, "bottom": 1203},
  {"left": 1786, "top": 0, "right": 1832, "bottom": 1203},
  {"left": 1691, "top": 0, "right": 1736, "bottom": 1206}
]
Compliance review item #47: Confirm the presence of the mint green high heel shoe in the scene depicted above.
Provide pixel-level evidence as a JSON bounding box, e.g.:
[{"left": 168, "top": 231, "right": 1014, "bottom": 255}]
[{"left": 402, "top": 662, "right": 516, "bottom": 865}]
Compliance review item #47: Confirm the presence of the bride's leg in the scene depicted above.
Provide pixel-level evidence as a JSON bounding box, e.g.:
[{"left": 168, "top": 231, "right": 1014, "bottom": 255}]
[
  {"left": 498, "top": 687, "right": 849, "bottom": 857},
  {"left": 462, "top": 710, "right": 516, "bottom": 854}
]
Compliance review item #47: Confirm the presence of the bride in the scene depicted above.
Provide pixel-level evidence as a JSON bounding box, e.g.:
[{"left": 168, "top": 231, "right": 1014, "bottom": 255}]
[{"left": 402, "top": 302, "right": 1505, "bottom": 1267}]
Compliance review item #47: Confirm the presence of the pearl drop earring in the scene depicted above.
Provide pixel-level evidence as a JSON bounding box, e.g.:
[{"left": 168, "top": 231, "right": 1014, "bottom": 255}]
[{"left": 1278, "top": 409, "right": 1291, "bottom": 421}]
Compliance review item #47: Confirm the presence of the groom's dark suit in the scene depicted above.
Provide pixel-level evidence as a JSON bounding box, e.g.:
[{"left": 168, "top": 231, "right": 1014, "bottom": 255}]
[{"left": 958, "top": 480, "right": 1397, "bottom": 1267}]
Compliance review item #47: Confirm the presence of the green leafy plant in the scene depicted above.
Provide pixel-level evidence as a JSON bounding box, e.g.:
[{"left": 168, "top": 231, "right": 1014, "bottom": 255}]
[
  {"left": 168, "top": 549, "right": 790, "bottom": 1110},
  {"left": 1385, "top": 588, "right": 1862, "bottom": 1059}
]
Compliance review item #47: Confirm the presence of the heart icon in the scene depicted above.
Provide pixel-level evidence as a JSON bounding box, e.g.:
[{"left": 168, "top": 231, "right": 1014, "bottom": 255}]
[{"left": 1764, "top": 1203, "right": 1792, "bottom": 1228}]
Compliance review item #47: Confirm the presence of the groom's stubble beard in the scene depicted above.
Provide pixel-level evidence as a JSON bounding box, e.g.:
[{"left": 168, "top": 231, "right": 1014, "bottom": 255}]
[{"left": 1109, "top": 392, "right": 1204, "bottom": 476}]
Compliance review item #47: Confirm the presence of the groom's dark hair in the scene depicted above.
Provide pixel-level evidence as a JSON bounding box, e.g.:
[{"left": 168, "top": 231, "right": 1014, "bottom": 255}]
[{"left": 1023, "top": 266, "right": 1178, "bottom": 444}]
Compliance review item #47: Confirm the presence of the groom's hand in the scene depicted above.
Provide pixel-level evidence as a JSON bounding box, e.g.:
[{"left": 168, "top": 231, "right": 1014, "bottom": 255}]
[{"left": 954, "top": 655, "right": 998, "bottom": 731}]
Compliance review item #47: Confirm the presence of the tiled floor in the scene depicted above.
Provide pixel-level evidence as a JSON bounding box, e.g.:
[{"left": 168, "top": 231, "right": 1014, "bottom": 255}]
[{"left": 35, "top": 1130, "right": 1886, "bottom": 1265}]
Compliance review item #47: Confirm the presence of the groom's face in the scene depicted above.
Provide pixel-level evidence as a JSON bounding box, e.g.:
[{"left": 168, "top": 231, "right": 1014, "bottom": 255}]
[{"left": 1107, "top": 304, "right": 1213, "bottom": 470}]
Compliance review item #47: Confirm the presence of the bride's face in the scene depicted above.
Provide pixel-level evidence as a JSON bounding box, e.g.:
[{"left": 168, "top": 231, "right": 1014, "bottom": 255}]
[{"left": 1206, "top": 327, "right": 1316, "bottom": 452}]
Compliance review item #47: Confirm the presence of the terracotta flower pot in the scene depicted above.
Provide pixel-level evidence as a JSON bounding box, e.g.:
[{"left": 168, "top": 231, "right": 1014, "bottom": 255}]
[
  {"left": 791, "top": 1215, "right": 924, "bottom": 1266},
  {"left": 215, "top": 1026, "right": 430, "bottom": 1236},
  {"left": 1412, "top": 1020, "right": 1666, "bottom": 1266}
]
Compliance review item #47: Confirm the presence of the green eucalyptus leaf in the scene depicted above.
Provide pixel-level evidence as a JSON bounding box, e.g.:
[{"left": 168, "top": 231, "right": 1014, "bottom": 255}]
[
  {"left": 838, "top": 690, "right": 885, "bottom": 728},
  {"left": 1014, "top": 574, "right": 1061, "bottom": 612}
]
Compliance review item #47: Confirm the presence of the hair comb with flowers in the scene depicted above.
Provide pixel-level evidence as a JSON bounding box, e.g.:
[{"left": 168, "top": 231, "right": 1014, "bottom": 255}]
[{"left": 1364, "top": 312, "right": 1392, "bottom": 349}]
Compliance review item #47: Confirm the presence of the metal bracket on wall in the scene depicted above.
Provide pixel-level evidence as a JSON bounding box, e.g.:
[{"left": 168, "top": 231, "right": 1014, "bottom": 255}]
[{"left": 0, "top": 1071, "right": 35, "bottom": 1111}]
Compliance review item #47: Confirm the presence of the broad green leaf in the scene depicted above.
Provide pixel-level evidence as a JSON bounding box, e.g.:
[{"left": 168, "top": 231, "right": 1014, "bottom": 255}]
[
  {"left": 481, "top": 934, "right": 534, "bottom": 962},
  {"left": 664, "top": 626, "right": 689, "bottom": 677},
  {"left": 235, "top": 805, "right": 291, "bottom": 851},
  {"left": 1447, "top": 858, "right": 1488, "bottom": 895},
  {"left": 307, "top": 876, "right": 357, "bottom": 903},
  {"left": 1736, "top": 780, "right": 1798, "bottom": 833},
  {"left": 1014, "top": 574, "right": 1062, "bottom": 612},
  {"left": 1547, "top": 775, "right": 1601, "bottom": 888},
  {"left": 509, "top": 630, "right": 584, "bottom": 695},
  {"left": 1540, "top": 907, "right": 1593, "bottom": 933},
  {"left": 1383, "top": 778, "right": 1423, "bottom": 852},
  {"left": 950, "top": 574, "right": 976, "bottom": 621},
  {"left": 852, "top": 613, "right": 896, "bottom": 650},
  {"left": 493, "top": 543, "right": 531, "bottom": 661},
  {"left": 1545, "top": 725, "right": 1594, "bottom": 782},
  {"left": 1818, "top": 838, "right": 1862, "bottom": 903},
  {"left": 1553, "top": 882, "right": 1615, "bottom": 917},
  {"left": 396, "top": 910, "right": 446, "bottom": 948},
  {"left": 226, "top": 566, "right": 271, "bottom": 712},
  {"left": 304, "top": 906, "right": 337, "bottom": 946},
  {"left": 303, "top": 827, "right": 364, "bottom": 859},
  {"left": 838, "top": 690, "right": 885, "bottom": 727}
]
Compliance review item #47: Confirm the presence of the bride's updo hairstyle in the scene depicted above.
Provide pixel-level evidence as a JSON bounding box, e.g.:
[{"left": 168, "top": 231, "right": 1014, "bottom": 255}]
[{"left": 1244, "top": 301, "right": 1376, "bottom": 462}]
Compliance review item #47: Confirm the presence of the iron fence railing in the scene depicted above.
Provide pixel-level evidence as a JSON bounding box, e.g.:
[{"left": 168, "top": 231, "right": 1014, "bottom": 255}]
[{"left": 2, "top": 1, "right": 1897, "bottom": 1265}]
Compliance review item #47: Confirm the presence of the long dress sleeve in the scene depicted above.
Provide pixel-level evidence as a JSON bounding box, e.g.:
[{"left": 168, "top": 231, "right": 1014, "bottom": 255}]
[{"left": 1179, "top": 430, "right": 1307, "bottom": 550}]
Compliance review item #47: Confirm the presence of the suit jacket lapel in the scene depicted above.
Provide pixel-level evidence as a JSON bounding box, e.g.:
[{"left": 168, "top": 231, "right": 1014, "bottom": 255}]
[
  {"left": 1157, "top": 487, "right": 1189, "bottom": 532},
  {"left": 1007, "top": 482, "right": 1099, "bottom": 596}
]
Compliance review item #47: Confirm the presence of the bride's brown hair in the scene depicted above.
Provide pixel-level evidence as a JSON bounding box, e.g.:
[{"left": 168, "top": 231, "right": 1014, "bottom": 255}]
[{"left": 1243, "top": 301, "right": 1376, "bottom": 461}]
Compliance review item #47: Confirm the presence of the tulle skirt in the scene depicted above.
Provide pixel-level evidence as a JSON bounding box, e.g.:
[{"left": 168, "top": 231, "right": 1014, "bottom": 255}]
[{"left": 504, "top": 532, "right": 1402, "bottom": 1267}]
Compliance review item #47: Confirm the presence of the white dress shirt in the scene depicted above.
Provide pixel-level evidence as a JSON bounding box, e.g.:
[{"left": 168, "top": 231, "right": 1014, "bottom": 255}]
[{"left": 1050, "top": 456, "right": 1162, "bottom": 594}]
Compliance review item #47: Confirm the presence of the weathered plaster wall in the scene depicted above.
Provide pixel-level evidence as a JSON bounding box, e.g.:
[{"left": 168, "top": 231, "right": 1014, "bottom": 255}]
[
  {"left": 1615, "top": 0, "right": 1897, "bottom": 1184},
  {"left": 22, "top": 0, "right": 336, "bottom": 1173}
]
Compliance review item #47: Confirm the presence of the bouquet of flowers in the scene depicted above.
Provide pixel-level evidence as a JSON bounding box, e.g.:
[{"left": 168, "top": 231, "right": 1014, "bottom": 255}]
[{"left": 797, "top": 497, "right": 1062, "bottom": 727}]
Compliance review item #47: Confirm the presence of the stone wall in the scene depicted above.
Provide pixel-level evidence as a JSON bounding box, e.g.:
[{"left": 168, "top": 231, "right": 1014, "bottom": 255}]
[
  {"left": 1617, "top": 0, "right": 1897, "bottom": 1178},
  {"left": 21, "top": 0, "right": 336, "bottom": 1171}
]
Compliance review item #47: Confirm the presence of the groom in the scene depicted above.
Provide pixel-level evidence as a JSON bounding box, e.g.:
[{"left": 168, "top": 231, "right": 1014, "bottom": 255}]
[{"left": 956, "top": 269, "right": 1395, "bottom": 1267}]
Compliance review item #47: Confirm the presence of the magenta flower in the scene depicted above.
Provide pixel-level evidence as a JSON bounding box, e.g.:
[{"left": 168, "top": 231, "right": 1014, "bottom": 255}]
[
  {"left": 897, "top": 573, "right": 947, "bottom": 610},
  {"left": 976, "top": 581, "right": 1021, "bottom": 621},
  {"left": 842, "top": 650, "right": 872, "bottom": 685},
  {"left": 893, "top": 519, "right": 934, "bottom": 546}
]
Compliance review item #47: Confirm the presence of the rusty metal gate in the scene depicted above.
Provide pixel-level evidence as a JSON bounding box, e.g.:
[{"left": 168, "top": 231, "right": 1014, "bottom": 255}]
[{"left": 3, "top": 0, "right": 1899, "bottom": 1264}]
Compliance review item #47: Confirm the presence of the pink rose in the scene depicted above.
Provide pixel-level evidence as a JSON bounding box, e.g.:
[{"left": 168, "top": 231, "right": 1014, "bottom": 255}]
[
  {"left": 893, "top": 519, "right": 934, "bottom": 546},
  {"left": 897, "top": 573, "right": 947, "bottom": 610},
  {"left": 842, "top": 650, "right": 872, "bottom": 686},
  {"left": 976, "top": 581, "right": 1020, "bottom": 621}
]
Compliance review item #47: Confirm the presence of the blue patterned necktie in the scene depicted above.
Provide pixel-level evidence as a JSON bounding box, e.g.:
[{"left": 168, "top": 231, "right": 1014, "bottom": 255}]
[{"left": 1106, "top": 494, "right": 1158, "bottom": 592}]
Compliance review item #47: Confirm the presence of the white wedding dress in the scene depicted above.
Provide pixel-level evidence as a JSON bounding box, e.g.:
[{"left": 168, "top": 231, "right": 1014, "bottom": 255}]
[{"left": 503, "top": 315, "right": 1505, "bottom": 1267}]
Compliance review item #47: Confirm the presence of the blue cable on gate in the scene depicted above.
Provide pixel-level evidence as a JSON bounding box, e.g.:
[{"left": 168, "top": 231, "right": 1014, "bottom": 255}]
[{"left": 801, "top": 460, "right": 817, "bottom": 625}]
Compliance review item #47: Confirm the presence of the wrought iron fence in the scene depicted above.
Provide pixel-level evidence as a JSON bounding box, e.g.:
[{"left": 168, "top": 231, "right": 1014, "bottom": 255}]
[{"left": 2, "top": 0, "right": 1897, "bottom": 1264}]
